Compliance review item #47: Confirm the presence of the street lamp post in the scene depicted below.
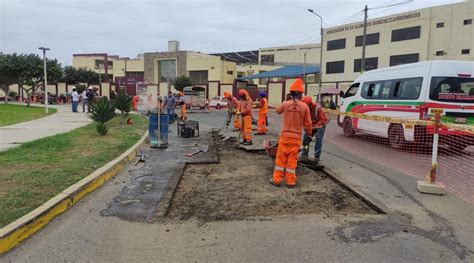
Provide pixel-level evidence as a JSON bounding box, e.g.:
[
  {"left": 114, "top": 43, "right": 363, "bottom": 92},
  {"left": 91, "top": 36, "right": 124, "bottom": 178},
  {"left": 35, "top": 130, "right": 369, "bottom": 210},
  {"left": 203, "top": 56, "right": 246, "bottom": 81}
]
[
  {"left": 308, "top": 9, "right": 324, "bottom": 102},
  {"left": 39, "top": 47, "right": 50, "bottom": 113}
]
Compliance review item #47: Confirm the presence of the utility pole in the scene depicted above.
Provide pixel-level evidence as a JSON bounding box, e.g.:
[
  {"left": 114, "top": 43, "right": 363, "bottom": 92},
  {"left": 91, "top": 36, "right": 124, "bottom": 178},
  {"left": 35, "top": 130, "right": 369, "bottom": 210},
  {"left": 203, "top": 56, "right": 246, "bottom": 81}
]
[
  {"left": 307, "top": 9, "right": 324, "bottom": 102},
  {"left": 361, "top": 5, "right": 368, "bottom": 73},
  {"left": 39, "top": 47, "right": 50, "bottom": 113}
]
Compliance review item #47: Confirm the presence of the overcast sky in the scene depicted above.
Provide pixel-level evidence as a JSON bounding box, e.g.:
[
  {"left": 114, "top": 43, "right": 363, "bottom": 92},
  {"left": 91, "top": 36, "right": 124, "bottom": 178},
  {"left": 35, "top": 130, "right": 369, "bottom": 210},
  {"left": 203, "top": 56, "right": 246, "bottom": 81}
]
[{"left": 0, "top": 0, "right": 463, "bottom": 65}]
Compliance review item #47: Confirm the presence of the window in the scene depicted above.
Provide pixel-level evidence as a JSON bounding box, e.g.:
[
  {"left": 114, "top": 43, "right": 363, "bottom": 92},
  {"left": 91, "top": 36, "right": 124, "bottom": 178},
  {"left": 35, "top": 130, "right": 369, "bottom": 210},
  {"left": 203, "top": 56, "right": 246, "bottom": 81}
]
[
  {"left": 189, "top": 70, "right": 208, "bottom": 84},
  {"left": 327, "top": 38, "right": 346, "bottom": 51},
  {"left": 360, "top": 78, "right": 422, "bottom": 100},
  {"left": 261, "top": 54, "right": 274, "bottom": 65},
  {"left": 462, "top": 49, "right": 470, "bottom": 55},
  {"left": 435, "top": 51, "right": 445, "bottom": 56},
  {"left": 392, "top": 78, "right": 423, "bottom": 99},
  {"left": 361, "top": 82, "right": 383, "bottom": 99},
  {"left": 436, "top": 22, "right": 444, "bottom": 28},
  {"left": 464, "top": 19, "right": 472, "bottom": 25},
  {"left": 355, "top": 33, "right": 380, "bottom": 47},
  {"left": 391, "top": 26, "right": 421, "bottom": 42},
  {"left": 430, "top": 77, "right": 474, "bottom": 103},
  {"left": 326, "top": 60, "right": 345, "bottom": 74},
  {"left": 159, "top": 59, "right": 176, "bottom": 82},
  {"left": 389, "top": 53, "right": 419, "bottom": 67},
  {"left": 226, "top": 70, "right": 233, "bottom": 75},
  {"left": 353, "top": 57, "right": 378, "bottom": 72},
  {"left": 344, "top": 83, "right": 360, "bottom": 98}
]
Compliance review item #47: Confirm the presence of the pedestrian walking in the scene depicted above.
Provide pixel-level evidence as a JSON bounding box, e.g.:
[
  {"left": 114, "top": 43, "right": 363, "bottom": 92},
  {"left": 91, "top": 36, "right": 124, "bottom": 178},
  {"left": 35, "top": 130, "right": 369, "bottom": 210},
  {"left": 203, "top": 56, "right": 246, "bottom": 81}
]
[
  {"left": 81, "top": 88, "right": 89, "bottom": 112},
  {"left": 256, "top": 91, "right": 268, "bottom": 135},
  {"left": 164, "top": 91, "right": 176, "bottom": 123},
  {"left": 71, "top": 88, "right": 80, "bottom": 113},
  {"left": 237, "top": 89, "right": 253, "bottom": 145},
  {"left": 301, "top": 96, "right": 329, "bottom": 164},
  {"left": 86, "top": 87, "right": 95, "bottom": 112},
  {"left": 270, "top": 78, "right": 312, "bottom": 188},
  {"left": 224, "top": 92, "right": 241, "bottom": 131}
]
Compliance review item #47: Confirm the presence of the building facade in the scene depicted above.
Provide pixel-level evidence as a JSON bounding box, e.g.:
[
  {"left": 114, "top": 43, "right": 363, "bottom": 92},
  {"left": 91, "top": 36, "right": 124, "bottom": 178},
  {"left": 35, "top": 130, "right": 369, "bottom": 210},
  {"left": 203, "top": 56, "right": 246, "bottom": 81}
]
[{"left": 322, "top": 1, "right": 474, "bottom": 90}]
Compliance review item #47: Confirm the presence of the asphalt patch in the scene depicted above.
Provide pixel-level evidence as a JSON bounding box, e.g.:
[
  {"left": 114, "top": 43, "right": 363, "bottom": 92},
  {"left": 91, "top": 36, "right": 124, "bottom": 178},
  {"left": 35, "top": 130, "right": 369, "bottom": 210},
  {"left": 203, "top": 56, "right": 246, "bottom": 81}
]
[{"left": 167, "top": 139, "right": 378, "bottom": 223}]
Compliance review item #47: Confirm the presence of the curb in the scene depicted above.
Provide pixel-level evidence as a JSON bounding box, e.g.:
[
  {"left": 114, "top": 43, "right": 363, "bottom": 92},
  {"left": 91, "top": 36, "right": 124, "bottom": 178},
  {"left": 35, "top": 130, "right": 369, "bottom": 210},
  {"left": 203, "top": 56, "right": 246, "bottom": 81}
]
[{"left": 0, "top": 131, "right": 149, "bottom": 255}]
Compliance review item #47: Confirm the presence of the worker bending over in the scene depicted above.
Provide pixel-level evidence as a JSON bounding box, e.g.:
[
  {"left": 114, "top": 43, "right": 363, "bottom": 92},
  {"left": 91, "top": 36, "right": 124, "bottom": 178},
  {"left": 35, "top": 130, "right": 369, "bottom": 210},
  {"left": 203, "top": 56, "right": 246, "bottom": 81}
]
[
  {"left": 271, "top": 79, "right": 312, "bottom": 188},
  {"left": 178, "top": 92, "right": 187, "bottom": 121},
  {"left": 256, "top": 91, "right": 268, "bottom": 135},
  {"left": 224, "top": 92, "right": 241, "bottom": 131},
  {"left": 301, "top": 96, "right": 329, "bottom": 163},
  {"left": 237, "top": 89, "right": 253, "bottom": 145}
]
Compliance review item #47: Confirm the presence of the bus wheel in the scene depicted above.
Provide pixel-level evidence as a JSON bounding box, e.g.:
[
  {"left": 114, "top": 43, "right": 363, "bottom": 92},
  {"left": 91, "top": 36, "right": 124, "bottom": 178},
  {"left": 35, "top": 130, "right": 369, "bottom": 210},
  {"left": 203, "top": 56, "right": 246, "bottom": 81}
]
[
  {"left": 343, "top": 117, "right": 355, "bottom": 137},
  {"left": 388, "top": 124, "right": 405, "bottom": 149}
]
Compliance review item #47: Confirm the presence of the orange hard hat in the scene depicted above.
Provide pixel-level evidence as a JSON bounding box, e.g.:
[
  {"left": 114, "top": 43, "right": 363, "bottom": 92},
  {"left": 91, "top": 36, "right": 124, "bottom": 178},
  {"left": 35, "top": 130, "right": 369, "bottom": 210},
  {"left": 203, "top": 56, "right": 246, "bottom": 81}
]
[
  {"left": 289, "top": 78, "right": 304, "bottom": 93},
  {"left": 223, "top": 91, "right": 231, "bottom": 98},
  {"left": 238, "top": 89, "right": 246, "bottom": 96},
  {"left": 302, "top": 96, "right": 313, "bottom": 105}
]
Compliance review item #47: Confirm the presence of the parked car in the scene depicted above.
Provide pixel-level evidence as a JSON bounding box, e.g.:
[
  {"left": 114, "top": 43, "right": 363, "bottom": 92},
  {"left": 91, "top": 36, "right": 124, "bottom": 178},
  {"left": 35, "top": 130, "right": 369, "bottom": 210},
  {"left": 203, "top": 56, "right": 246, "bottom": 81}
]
[{"left": 208, "top": 96, "right": 228, "bottom": 109}]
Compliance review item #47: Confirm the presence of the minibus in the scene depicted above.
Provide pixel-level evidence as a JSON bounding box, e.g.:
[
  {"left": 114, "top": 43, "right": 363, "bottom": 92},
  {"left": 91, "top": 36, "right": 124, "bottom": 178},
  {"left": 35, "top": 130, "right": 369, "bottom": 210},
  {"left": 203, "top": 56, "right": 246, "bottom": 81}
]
[{"left": 339, "top": 61, "right": 474, "bottom": 150}]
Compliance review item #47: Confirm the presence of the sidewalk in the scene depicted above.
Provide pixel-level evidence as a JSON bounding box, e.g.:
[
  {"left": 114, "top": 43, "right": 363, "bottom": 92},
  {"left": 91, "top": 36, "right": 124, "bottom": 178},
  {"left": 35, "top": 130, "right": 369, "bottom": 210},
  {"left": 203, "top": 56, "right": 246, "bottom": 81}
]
[{"left": 0, "top": 104, "right": 91, "bottom": 151}]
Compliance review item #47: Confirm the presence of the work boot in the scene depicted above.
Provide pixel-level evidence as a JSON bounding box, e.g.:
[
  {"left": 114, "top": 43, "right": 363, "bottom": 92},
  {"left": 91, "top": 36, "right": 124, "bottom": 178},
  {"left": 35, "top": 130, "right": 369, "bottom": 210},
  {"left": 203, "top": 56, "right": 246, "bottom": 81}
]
[
  {"left": 269, "top": 178, "right": 281, "bottom": 187},
  {"left": 313, "top": 157, "right": 320, "bottom": 164},
  {"left": 242, "top": 140, "right": 253, "bottom": 145}
]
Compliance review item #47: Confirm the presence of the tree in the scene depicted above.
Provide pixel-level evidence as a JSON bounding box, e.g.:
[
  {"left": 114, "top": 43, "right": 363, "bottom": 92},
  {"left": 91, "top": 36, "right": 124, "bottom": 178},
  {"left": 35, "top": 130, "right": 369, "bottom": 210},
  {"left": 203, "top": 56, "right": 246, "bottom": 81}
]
[
  {"left": 16, "top": 54, "right": 63, "bottom": 107},
  {"left": 0, "top": 54, "right": 21, "bottom": 104},
  {"left": 173, "top": 75, "right": 192, "bottom": 92},
  {"left": 114, "top": 89, "right": 131, "bottom": 126},
  {"left": 61, "top": 66, "right": 100, "bottom": 84},
  {"left": 88, "top": 97, "right": 115, "bottom": 135}
]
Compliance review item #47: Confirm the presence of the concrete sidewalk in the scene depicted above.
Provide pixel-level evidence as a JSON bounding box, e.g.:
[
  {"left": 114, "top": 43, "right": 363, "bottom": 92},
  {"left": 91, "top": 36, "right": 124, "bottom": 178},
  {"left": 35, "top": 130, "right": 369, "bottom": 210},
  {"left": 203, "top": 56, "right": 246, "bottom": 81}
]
[{"left": 0, "top": 104, "right": 91, "bottom": 151}]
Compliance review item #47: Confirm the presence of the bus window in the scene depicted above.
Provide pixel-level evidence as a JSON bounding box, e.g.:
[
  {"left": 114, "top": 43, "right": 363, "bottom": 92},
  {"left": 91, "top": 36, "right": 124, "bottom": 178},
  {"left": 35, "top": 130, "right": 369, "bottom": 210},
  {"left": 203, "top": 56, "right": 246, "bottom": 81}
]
[
  {"left": 430, "top": 77, "right": 474, "bottom": 103},
  {"left": 392, "top": 77, "right": 422, "bottom": 99},
  {"left": 361, "top": 81, "right": 383, "bottom": 99},
  {"left": 344, "top": 83, "right": 359, "bottom": 98}
]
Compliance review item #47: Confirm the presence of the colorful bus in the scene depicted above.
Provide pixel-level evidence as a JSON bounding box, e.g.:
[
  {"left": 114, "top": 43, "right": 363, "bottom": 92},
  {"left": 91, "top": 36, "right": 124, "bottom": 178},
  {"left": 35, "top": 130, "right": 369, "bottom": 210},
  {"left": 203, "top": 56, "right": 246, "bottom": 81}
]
[{"left": 339, "top": 61, "right": 474, "bottom": 149}]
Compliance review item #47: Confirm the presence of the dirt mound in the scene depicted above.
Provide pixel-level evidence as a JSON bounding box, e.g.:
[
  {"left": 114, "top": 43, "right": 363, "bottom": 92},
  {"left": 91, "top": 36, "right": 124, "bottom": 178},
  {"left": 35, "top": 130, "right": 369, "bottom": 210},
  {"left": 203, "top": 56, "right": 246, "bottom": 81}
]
[{"left": 167, "top": 141, "right": 377, "bottom": 222}]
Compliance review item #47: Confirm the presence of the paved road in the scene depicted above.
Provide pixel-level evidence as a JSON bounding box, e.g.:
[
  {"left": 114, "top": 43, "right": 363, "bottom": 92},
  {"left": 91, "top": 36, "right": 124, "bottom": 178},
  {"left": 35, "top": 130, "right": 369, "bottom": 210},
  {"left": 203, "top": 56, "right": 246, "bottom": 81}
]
[
  {"left": 3, "top": 110, "right": 473, "bottom": 262},
  {"left": 0, "top": 104, "right": 91, "bottom": 151}
]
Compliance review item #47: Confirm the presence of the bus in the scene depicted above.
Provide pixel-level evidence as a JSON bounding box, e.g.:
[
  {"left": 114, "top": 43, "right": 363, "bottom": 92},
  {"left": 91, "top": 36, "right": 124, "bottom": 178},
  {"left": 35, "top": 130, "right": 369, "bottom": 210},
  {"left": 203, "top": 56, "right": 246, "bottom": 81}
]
[
  {"left": 183, "top": 86, "right": 207, "bottom": 109},
  {"left": 339, "top": 61, "right": 474, "bottom": 150}
]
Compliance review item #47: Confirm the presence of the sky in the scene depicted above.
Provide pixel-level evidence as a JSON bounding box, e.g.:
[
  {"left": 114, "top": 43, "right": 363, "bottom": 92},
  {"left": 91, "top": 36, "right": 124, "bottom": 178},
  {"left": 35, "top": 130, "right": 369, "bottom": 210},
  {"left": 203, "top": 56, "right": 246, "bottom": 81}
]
[{"left": 0, "top": 0, "right": 464, "bottom": 65}]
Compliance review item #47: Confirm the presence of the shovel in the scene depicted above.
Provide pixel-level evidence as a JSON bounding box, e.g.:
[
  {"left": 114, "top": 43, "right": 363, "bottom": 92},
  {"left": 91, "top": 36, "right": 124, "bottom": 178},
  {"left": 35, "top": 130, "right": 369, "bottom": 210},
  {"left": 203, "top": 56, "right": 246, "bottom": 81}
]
[{"left": 186, "top": 145, "right": 209, "bottom": 157}]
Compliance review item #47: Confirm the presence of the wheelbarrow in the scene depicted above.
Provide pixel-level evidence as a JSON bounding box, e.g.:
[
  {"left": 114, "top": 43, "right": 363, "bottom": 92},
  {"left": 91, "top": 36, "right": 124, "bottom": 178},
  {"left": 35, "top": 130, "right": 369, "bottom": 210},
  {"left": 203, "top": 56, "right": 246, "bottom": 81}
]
[{"left": 263, "top": 139, "right": 278, "bottom": 158}]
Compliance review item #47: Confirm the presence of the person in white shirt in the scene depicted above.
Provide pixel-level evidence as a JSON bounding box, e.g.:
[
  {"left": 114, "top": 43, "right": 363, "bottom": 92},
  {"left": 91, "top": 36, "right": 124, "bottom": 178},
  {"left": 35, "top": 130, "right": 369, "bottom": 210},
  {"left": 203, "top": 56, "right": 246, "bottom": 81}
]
[
  {"left": 71, "top": 88, "right": 80, "bottom": 113},
  {"left": 81, "top": 88, "right": 89, "bottom": 112}
]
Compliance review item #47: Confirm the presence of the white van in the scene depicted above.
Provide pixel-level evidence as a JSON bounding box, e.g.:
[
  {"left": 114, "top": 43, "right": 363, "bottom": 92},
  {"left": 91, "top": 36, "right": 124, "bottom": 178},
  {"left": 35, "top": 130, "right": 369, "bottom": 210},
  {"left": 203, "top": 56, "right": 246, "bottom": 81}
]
[{"left": 339, "top": 61, "right": 474, "bottom": 149}]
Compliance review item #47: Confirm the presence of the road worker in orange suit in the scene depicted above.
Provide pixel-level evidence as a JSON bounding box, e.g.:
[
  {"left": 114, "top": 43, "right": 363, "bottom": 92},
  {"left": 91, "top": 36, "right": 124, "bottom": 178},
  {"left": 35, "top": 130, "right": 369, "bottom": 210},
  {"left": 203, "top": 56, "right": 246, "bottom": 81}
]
[
  {"left": 301, "top": 96, "right": 329, "bottom": 163},
  {"left": 271, "top": 78, "right": 312, "bottom": 188},
  {"left": 224, "top": 92, "right": 241, "bottom": 131},
  {"left": 256, "top": 91, "right": 268, "bottom": 135},
  {"left": 178, "top": 92, "right": 187, "bottom": 121},
  {"left": 237, "top": 89, "right": 253, "bottom": 145}
]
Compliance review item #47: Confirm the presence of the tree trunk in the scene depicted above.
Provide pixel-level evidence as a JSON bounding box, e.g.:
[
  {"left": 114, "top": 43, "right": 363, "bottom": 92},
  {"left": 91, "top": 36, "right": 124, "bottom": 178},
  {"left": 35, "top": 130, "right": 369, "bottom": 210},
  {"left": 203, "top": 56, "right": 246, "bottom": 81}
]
[
  {"left": 4, "top": 95, "right": 8, "bottom": 104},
  {"left": 120, "top": 111, "right": 124, "bottom": 127},
  {"left": 26, "top": 91, "right": 31, "bottom": 107}
]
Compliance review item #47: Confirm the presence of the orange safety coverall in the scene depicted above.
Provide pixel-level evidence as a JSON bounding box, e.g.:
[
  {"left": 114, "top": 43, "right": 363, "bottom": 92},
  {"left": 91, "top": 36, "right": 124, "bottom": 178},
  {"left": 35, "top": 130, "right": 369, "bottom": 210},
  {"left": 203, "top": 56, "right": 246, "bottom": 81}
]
[
  {"left": 132, "top": 96, "right": 140, "bottom": 111},
  {"left": 273, "top": 99, "right": 312, "bottom": 186},
  {"left": 181, "top": 104, "right": 187, "bottom": 121},
  {"left": 238, "top": 91, "right": 253, "bottom": 141},
  {"left": 257, "top": 98, "right": 268, "bottom": 134},
  {"left": 228, "top": 97, "right": 241, "bottom": 130}
]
